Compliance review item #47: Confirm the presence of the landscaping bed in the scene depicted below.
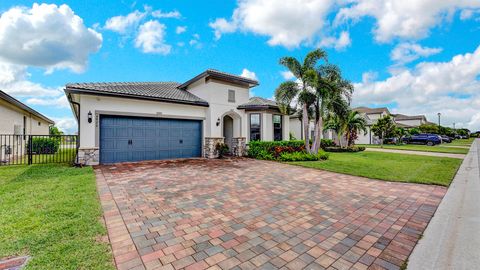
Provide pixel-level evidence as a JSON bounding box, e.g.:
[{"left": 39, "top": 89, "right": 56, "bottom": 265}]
[
  {"left": 289, "top": 151, "right": 462, "bottom": 186},
  {"left": 0, "top": 164, "right": 113, "bottom": 270},
  {"left": 247, "top": 140, "right": 329, "bottom": 161}
]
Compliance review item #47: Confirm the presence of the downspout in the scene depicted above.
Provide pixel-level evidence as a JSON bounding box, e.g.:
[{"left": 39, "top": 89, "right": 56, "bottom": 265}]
[{"left": 67, "top": 93, "right": 81, "bottom": 165}]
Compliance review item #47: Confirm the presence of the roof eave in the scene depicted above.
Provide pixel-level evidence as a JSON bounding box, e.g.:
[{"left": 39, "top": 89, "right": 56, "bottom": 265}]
[
  {"left": 0, "top": 90, "right": 54, "bottom": 124},
  {"left": 178, "top": 70, "right": 259, "bottom": 90},
  {"left": 64, "top": 87, "right": 210, "bottom": 107}
]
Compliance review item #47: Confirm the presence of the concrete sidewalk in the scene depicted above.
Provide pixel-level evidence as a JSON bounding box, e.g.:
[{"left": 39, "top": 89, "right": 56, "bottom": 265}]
[
  {"left": 407, "top": 139, "right": 480, "bottom": 270},
  {"left": 365, "top": 147, "right": 466, "bottom": 159}
]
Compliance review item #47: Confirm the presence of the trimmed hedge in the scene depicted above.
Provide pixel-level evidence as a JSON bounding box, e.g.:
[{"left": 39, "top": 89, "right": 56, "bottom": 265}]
[
  {"left": 320, "top": 139, "right": 336, "bottom": 148},
  {"left": 279, "top": 151, "right": 329, "bottom": 162},
  {"left": 27, "top": 137, "right": 60, "bottom": 154},
  {"left": 248, "top": 140, "right": 329, "bottom": 161},
  {"left": 323, "top": 146, "right": 366, "bottom": 152}
]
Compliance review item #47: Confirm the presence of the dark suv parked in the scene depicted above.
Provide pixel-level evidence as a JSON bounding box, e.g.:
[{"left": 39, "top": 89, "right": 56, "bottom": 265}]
[{"left": 403, "top": 133, "right": 442, "bottom": 146}]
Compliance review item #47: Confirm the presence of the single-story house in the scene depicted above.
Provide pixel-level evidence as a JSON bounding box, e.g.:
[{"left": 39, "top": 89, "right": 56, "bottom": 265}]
[
  {"left": 0, "top": 90, "right": 54, "bottom": 162},
  {"left": 65, "top": 69, "right": 290, "bottom": 165},
  {"left": 0, "top": 90, "right": 53, "bottom": 135}
]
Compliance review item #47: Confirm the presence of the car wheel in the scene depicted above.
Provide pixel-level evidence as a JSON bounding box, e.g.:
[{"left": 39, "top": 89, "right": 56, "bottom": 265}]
[{"left": 427, "top": 141, "right": 434, "bottom": 146}]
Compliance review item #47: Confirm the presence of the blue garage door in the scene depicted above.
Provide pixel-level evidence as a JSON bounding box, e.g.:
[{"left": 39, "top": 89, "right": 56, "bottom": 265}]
[{"left": 100, "top": 115, "right": 202, "bottom": 164}]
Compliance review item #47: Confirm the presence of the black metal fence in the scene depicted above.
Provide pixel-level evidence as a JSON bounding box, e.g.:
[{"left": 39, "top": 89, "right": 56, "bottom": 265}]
[{"left": 0, "top": 135, "right": 78, "bottom": 166}]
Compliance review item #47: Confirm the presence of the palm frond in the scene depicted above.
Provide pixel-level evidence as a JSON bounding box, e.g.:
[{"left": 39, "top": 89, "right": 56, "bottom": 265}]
[
  {"left": 303, "top": 49, "right": 327, "bottom": 70},
  {"left": 279, "top": 57, "right": 302, "bottom": 79}
]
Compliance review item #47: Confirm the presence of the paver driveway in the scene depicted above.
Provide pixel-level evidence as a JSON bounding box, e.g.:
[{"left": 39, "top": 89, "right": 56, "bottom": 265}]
[{"left": 95, "top": 158, "right": 446, "bottom": 270}]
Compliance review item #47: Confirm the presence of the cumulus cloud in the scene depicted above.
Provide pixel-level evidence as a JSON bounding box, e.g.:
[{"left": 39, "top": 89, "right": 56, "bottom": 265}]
[
  {"left": 391, "top": 43, "right": 442, "bottom": 65},
  {"left": 176, "top": 26, "right": 187, "bottom": 34},
  {"left": 335, "top": 0, "right": 480, "bottom": 42},
  {"left": 240, "top": 68, "right": 258, "bottom": 81},
  {"left": 353, "top": 45, "right": 480, "bottom": 130},
  {"left": 189, "top": 34, "right": 202, "bottom": 48},
  {"left": 152, "top": 10, "right": 181, "bottom": 19},
  {"left": 104, "top": 10, "right": 146, "bottom": 34},
  {"left": 210, "top": 0, "right": 335, "bottom": 48},
  {"left": 135, "top": 20, "right": 171, "bottom": 54},
  {"left": 0, "top": 3, "right": 102, "bottom": 73},
  {"left": 318, "top": 31, "right": 351, "bottom": 51}
]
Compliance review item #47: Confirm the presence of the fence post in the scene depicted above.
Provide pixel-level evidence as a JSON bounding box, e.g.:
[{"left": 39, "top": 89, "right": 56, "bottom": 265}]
[{"left": 28, "top": 136, "right": 32, "bottom": 165}]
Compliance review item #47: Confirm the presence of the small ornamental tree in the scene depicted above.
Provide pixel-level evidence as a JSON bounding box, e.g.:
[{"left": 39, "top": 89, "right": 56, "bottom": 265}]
[
  {"left": 419, "top": 124, "right": 439, "bottom": 134},
  {"left": 371, "top": 115, "right": 396, "bottom": 148}
]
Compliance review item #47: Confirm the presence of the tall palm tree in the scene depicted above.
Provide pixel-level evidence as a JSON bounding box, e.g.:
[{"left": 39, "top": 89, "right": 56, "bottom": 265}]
[
  {"left": 276, "top": 49, "right": 327, "bottom": 153},
  {"left": 307, "top": 64, "right": 353, "bottom": 153},
  {"left": 343, "top": 110, "right": 367, "bottom": 147}
]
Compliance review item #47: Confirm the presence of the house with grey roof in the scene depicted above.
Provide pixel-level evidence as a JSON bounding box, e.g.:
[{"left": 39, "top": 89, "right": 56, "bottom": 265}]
[{"left": 66, "top": 69, "right": 290, "bottom": 165}]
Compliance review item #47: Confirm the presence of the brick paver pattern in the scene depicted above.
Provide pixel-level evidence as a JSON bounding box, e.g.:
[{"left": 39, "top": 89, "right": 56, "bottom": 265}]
[{"left": 95, "top": 158, "right": 446, "bottom": 270}]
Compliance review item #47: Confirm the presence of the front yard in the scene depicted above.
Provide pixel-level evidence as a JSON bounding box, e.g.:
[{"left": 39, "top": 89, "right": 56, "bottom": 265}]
[
  {"left": 0, "top": 164, "right": 113, "bottom": 270},
  {"left": 358, "top": 142, "right": 470, "bottom": 154},
  {"left": 290, "top": 151, "right": 462, "bottom": 186}
]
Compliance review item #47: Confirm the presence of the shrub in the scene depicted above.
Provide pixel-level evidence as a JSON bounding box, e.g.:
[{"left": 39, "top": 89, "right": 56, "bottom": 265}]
[
  {"left": 215, "top": 143, "right": 229, "bottom": 158},
  {"left": 248, "top": 140, "right": 305, "bottom": 159},
  {"left": 278, "top": 151, "right": 329, "bottom": 162},
  {"left": 320, "top": 139, "right": 336, "bottom": 148},
  {"left": 323, "top": 146, "right": 365, "bottom": 152},
  {"left": 27, "top": 137, "right": 60, "bottom": 154}
]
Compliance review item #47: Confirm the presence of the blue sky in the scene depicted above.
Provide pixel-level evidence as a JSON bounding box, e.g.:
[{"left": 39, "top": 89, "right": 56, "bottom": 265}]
[{"left": 1, "top": 0, "right": 480, "bottom": 133}]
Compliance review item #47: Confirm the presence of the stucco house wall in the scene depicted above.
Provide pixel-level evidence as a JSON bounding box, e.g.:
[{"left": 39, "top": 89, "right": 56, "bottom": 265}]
[
  {"left": 395, "top": 119, "right": 424, "bottom": 127},
  {"left": 0, "top": 98, "right": 51, "bottom": 135},
  {"left": 77, "top": 95, "right": 208, "bottom": 149}
]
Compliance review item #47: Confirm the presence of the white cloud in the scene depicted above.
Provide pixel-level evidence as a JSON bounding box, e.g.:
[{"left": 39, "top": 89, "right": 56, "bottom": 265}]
[
  {"left": 318, "top": 31, "right": 351, "bottom": 51},
  {"left": 176, "top": 26, "right": 187, "bottom": 34},
  {"left": 460, "top": 9, "right": 480, "bottom": 20},
  {"left": 135, "top": 20, "right": 171, "bottom": 54},
  {"left": 189, "top": 34, "right": 202, "bottom": 48},
  {"left": 210, "top": 0, "right": 335, "bottom": 48},
  {"left": 0, "top": 3, "right": 102, "bottom": 73},
  {"left": 26, "top": 95, "right": 69, "bottom": 108},
  {"left": 391, "top": 43, "right": 442, "bottom": 65},
  {"left": 50, "top": 116, "right": 77, "bottom": 134},
  {"left": 335, "top": 0, "right": 480, "bottom": 42},
  {"left": 280, "top": 71, "right": 295, "bottom": 80},
  {"left": 152, "top": 10, "right": 181, "bottom": 19},
  {"left": 353, "top": 45, "right": 480, "bottom": 131},
  {"left": 240, "top": 68, "right": 258, "bottom": 80},
  {"left": 209, "top": 18, "right": 237, "bottom": 40},
  {"left": 104, "top": 10, "right": 146, "bottom": 34}
]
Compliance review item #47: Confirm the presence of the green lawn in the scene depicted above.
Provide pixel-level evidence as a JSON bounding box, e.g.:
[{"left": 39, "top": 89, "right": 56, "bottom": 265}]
[
  {"left": 0, "top": 164, "right": 114, "bottom": 270},
  {"left": 290, "top": 151, "right": 462, "bottom": 186},
  {"left": 449, "top": 138, "right": 474, "bottom": 146},
  {"left": 358, "top": 143, "right": 469, "bottom": 154}
]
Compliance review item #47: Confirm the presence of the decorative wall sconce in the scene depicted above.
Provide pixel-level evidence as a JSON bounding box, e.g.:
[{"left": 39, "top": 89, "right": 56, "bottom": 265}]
[
  {"left": 216, "top": 117, "right": 221, "bottom": 126},
  {"left": 88, "top": 111, "right": 93, "bottom": 123}
]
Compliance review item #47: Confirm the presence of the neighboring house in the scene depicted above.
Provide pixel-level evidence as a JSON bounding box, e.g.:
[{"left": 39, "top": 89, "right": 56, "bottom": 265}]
[
  {"left": 66, "top": 69, "right": 290, "bottom": 165},
  {"left": 353, "top": 107, "right": 430, "bottom": 144},
  {"left": 0, "top": 90, "right": 54, "bottom": 162},
  {"left": 353, "top": 107, "right": 391, "bottom": 144},
  {"left": 0, "top": 90, "right": 54, "bottom": 135},
  {"left": 392, "top": 114, "right": 428, "bottom": 128}
]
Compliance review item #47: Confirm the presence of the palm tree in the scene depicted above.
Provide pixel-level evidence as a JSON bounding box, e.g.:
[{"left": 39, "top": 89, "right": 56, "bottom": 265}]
[
  {"left": 307, "top": 64, "right": 353, "bottom": 153},
  {"left": 276, "top": 49, "right": 327, "bottom": 153},
  {"left": 343, "top": 110, "right": 367, "bottom": 147},
  {"left": 324, "top": 114, "right": 344, "bottom": 148}
]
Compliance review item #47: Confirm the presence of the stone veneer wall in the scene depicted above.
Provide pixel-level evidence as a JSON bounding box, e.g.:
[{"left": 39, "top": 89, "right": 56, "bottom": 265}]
[
  {"left": 204, "top": 137, "right": 224, "bottom": 159},
  {"left": 77, "top": 147, "right": 99, "bottom": 165},
  {"left": 231, "top": 137, "right": 246, "bottom": 157}
]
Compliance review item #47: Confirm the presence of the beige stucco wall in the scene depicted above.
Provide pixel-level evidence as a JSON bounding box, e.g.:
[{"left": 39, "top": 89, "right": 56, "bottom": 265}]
[
  {"left": 187, "top": 78, "right": 250, "bottom": 139},
  {"left": 395, "top": 119, "right": 424, "bottom": 127},
  {"left": 77, "top": 95, "right": 208, "bottom": 148},
  {"left": 0, "top": 99, "right": 50, "bottom": 135}
]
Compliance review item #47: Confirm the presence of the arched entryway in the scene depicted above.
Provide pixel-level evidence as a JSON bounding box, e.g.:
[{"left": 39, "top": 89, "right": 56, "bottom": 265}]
[{"left": 223, "top": 115, "right": 234, "bottom": 151}]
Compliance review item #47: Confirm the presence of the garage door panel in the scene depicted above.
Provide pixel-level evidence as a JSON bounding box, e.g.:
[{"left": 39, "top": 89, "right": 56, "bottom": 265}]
[{"left": 100, "top": 115, "right": 202, "bottom": 164}]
